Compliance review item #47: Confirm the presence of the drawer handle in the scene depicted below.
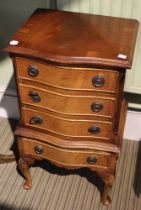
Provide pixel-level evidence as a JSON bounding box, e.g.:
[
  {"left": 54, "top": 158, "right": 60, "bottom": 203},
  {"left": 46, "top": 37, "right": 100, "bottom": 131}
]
[
  {"left": 29, "top": 116, "right": 43, "bottom": 124},
  {"left": 28, "top": 91, "right": 41, "bottom": 102},
  {"left": 92, "top": 76, "right": 105, "bottom": 87},
  {"left": 91, "top": 102, "right": 103, "bottom": 112},
  {"left": 88, "top": 126, "right": 100, "bottom": 134},
  {"left": 28, "top": 65, "right": 39, "bottom": 77},
  {"left": 87, "top": 156, "right": 97, "bottom": 164},
  {"left": 34, "top": 145, "right": 44, "bottom": 154}
]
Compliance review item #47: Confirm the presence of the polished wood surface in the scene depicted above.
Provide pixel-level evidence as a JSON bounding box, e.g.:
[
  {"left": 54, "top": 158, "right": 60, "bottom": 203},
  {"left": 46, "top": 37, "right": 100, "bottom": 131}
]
[
  {"left": 18, "top": 156, "right": 35, "bottom": 189},
  {"left": 5, "top": 9, "right": 138, "bottom": 206},
  {"left": 15, "top": 127, "right": 120, "bottom": 153},
  {"left": 21, "top": 108, "right": 113, "bottom": 141},
  {"left": 4, "top": 9, "right": 138, "bottom": 68},
  {"left": 19, "top": 137, "right": 114, "bottom": 169},
  {"left": 96, "top": 172, "right": 115, "bottom": 206},
  {"left": 15, "top": 58, "right": 119, "bottom": 93},
  {"left": 19, "top": 84, "right": 116, "bottom": 118}
]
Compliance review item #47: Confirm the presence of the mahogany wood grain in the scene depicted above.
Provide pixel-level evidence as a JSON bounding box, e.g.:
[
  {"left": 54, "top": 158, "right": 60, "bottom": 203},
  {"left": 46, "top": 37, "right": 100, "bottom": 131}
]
[
  {"left": 4, "top": 9, "right": 139, "bottom": 206},
  {"left": 19, "top": 78, "right": 119, "bottom": 98},
  {"left": 18, "top": 137, "right": 116, "bottom": 170},
  {"left": 21, "top": 104, "right": 117, "bottom": 122},
  {"left": 21, "top": 108, "right": 113, "bottom": 141},
  {"left": 96, "top": 172, "right": 115, "bottom": 206},
  {"left": 117, "top": 99, "right": 128, "bottom": 147},
  {"left": 4, "top": 9, "right": 138, "bottom": 68},
  {"left": 15, "top": 127, "right": 120, "bottom": 153},
  {"left": 18, "top": 156, "right": 35, "bottom": 189},
  {"left": 15, "top": 58, "right": 119, "bottom": 93},
  {"left": 19, "top": 84, "right": 116, "bottom": 118}
]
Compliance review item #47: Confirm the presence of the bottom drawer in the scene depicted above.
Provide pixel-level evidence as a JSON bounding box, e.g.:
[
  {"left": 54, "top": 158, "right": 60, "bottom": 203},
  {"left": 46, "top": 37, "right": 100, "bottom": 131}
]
[{"left": 18, "top": 137, "right": 115, "bottom": 169}]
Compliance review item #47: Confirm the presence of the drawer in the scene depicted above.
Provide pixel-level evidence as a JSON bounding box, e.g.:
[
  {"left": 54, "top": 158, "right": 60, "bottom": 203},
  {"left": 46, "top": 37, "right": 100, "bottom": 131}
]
[
  {"left": 19, "top": 137, "right": 112, "bottom": 168},
  {"left": 19, "top": 85, "right": 116, "bottom": 118},
  {"left": 15, "top": 58, "right": 119, "bottom": 93},
  {"left": 22, "top": 108, "right": 113, "bottom": 141}
]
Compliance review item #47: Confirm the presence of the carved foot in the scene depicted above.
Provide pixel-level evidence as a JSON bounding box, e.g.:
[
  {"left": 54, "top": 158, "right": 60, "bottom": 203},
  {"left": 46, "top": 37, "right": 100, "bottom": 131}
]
[
  {"left": 18, "top": 156, "right": 35, "bottom": 190},
  {"left": 97, "top": 172, "right": 115, "bottom": 206}
]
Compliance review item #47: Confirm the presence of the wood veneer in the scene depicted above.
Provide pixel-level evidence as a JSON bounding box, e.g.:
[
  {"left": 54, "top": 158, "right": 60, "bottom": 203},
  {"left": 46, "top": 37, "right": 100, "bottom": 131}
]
[
  {"left": 4, "top": 9, "right": 138, "bottom": 206},
  {"left": 19, "top": 84, "right": 116, "bottom": 118}
]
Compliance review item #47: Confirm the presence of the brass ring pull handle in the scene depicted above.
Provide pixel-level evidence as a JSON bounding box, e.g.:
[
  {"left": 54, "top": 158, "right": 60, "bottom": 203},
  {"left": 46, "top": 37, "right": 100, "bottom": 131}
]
[
  {"left": 87, "top": 156, "right": 97, "bottom": 164},
  {"left": 88, "top": 126, "right": 100, "bottom": 134},
  {"left": 28, "top": 91, "right": 41, "bottom": 102},
  {"left": 28, "top": 65, "right": 39, "bottom": 77},
  {"left": 34, "top": 145, "right": 44, "bottom": 154},
  {"left": 29, "top": 116, "right": 43, "bottom": 124},
  {"left": 91, "top": 102, "right": 103, "bottom": 112},
  {"left": 92, "top": 76, "right": 105, "bottom": 87}
]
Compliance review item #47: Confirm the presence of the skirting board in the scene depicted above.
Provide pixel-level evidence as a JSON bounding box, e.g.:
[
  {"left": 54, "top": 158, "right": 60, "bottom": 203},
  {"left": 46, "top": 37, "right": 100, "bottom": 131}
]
[
  {"left": 0, "top": 88, "right": 141, "bottom": 141},
  {"left": 123, "top": 110, "right": 141, "bottom": 141}
]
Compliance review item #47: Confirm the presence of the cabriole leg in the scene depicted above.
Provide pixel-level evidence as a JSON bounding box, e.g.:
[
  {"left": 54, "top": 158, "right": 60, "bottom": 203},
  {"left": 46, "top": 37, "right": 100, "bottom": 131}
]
[
  {"left": 97, "top": 172, "right": 115, "bottom": 206},
  {"left": 18, "top": 156, "right": 35, "bottom": 190}
]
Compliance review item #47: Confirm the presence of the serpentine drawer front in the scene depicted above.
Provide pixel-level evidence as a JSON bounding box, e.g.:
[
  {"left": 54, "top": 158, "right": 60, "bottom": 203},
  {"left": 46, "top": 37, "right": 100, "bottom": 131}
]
[
  {"left": 21, "top": 108, "right": 113, "bottom": 141},
  {"left": 19, "top": 137, "right": 116, "bottom": 169},
  {"left": 19, "top": 84, "right": 117, "bottom": 118},
  {"left": 4, "top": 9, "right": 138, "bottom": 206},
  {"left": 15, "top": 58, "right": 119, "bottom": 93}
]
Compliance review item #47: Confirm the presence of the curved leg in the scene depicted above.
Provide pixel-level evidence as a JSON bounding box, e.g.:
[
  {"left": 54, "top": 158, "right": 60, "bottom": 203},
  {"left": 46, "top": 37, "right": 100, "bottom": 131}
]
[
  {"left": 0, "top": 154, "right": 15, "bottom": 164},
  {"left": 18, "top": 156, "right": 35, "bottom": 190},
  {"left": 96, "top": 172, "right": 115, "bottom": 206}
]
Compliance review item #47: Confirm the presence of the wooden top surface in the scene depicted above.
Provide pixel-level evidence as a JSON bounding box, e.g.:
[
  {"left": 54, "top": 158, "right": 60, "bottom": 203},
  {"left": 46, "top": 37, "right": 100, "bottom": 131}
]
[{"left": 4, "top": 9, "right": 139, "bottom": 68}]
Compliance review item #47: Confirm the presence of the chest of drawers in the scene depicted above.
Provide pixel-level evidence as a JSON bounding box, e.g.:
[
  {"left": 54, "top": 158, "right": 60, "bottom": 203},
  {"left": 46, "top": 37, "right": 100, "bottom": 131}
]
[{"left": 4, "top": 9, "right": 138, "bottom": 206}]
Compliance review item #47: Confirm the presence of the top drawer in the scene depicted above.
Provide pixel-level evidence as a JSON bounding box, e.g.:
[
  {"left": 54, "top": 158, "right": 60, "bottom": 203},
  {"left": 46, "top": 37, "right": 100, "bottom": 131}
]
[{"left": 15, "top": 58, "right": 119, "bottom": 93}]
